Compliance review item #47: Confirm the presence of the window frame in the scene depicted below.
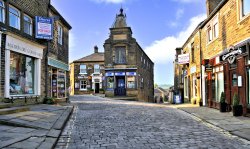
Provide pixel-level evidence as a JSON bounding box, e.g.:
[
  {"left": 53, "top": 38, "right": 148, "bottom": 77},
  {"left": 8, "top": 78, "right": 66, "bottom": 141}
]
[
  {"left": 241, "top": 0, "right": 250, "bottom": 17},
  {"left": 94, "top": 64, "right": 100, "bottom": 74},
  {"left": 9, "top": 5, "right": 20, "bottom": 30},
  {"left": 0, "top": 0, "right": 5, "bottom": 23},
  {"left": 80, "top": 64, "right": 87, "bottom": 74},
  {"left": 80, "top": 80, "right": 87, "bottom": 90},
  {"left": 23, "top": 14, "right": 33, "bottom": 35},
  {"left": 58, "top": 24, "right": 63, "bottom": 45},
  {"left": 191, "top": 42, "right": 195, "bottom": 63},
  {"left": 115, "top": 46, "right": 126, "bottom": 64}
]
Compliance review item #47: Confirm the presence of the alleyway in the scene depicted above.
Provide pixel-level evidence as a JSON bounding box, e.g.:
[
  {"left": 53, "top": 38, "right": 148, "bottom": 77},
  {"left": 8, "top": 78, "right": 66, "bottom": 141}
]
[{"left": 55, "top": 95, "right": 250, "bottom": 149}]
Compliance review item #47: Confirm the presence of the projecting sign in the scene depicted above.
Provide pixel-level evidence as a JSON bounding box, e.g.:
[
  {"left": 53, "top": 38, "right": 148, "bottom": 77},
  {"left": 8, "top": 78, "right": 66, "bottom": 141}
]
[
  {"left": 178, "top": 54, "right": 190, "bottom": 64},
  {"left": 105, "top": 72, "right": 114, "bottom": 77},
  {"left": 115, "top": 72, "right": 125, "bottom": 76},
  {"left": 126, "top": 72, "right": 136, "bottom": 76},
  {"left": 35, "top": 16, "right": 54, "bottom": 40}
]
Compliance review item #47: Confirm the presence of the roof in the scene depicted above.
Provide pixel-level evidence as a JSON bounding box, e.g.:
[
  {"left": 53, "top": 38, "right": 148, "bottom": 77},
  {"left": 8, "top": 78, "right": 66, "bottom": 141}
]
[
  {"left": 154, "top": 88, "right": 162, "bottom": 94},
  {"left": 112, "top": 8, "right": 127, "bottom": 28},
  {"left": 73, "top": 52, "right": 104, "bottom": 63}
]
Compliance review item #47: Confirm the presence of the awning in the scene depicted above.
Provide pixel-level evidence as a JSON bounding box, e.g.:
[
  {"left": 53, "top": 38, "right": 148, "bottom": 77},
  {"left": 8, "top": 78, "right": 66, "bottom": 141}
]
[{"left": 48, "top": 57, "right": 69, "bottom": 71}]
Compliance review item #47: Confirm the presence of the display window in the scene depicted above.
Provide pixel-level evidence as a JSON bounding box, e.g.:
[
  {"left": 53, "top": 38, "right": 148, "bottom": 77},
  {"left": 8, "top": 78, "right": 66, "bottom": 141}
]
[
  {"left": 51, "top": 68, "right": 66, "bottom": 98},
  {"left": 127, "top": 76, "right": 135, "bottom": 89},
  {"left": 10, "top": 52, "right": 34, "bottom": 95},
  {"left": 107, "top": 77, "right": 114, "bottom": 89}
]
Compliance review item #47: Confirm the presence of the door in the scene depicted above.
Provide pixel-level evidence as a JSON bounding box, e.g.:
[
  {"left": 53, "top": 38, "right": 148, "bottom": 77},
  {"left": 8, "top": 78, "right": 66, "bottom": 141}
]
[
  {"left": 95, "top": 83, "right": 100, "bottom": 93},
  {"left": 230, "top": 70, "right": 238, "bottom": 107},
  {"left": 115, "top": 76, "right": 126, "bottom": 96}
]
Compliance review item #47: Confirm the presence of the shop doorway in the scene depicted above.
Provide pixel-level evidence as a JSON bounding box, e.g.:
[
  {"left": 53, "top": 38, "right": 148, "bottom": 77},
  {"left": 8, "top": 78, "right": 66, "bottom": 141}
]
[
  {"left": 115, "top": 76, "right": 126, "bottom": 96},
  {"left": 229, "top": 70, "right": 238, "bottom": 109},
  {"left": 95, "top": 83, "right": 100, "bottom": 93}
]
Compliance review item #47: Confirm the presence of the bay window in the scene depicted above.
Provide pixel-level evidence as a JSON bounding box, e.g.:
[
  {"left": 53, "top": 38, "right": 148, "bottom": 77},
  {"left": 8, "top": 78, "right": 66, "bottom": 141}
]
[{"left": 9, "top": 6, "right": 20, "bottom": 29}]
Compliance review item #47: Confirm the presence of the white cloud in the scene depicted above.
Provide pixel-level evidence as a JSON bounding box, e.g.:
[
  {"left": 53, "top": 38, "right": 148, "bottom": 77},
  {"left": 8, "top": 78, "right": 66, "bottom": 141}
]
[
  {"left": 90, "top": 0, "right": 125, "bottom": 4},
  {"left": 145, "top": 14, "right": 206, "bottom": 64},
  {"left": 176, "top": 8, "right": 184, "bottom": 20}
]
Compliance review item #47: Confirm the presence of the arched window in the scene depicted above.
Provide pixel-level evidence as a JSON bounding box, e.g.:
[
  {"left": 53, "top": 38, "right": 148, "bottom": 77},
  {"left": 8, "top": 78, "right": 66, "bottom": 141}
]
[{"left": 0, "top": 1, "right": 5, "bottom": 23}]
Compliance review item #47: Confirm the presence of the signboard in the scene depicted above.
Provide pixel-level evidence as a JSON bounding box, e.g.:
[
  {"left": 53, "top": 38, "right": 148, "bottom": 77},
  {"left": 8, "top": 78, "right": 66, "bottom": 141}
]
[
  {"left": 48, "top": 57, "right": 69, "bottom": 71},
  {"left": 126, "top": 72, "right": 136, "bottom": 76},
  {"left": 115, "top": 72, "right": 125, "bottom": 76},
  {"left": 35, "top": 16, "right": 53, "bottom": 40},
  {"left": 222, "top": 47, "right": 242, "bottom": 64},
  {"left": 105, "top": 72, "right": 114, "bottom": 77},
  {"left": 178, "top": 54, "right": 189, "bottom": 64}
]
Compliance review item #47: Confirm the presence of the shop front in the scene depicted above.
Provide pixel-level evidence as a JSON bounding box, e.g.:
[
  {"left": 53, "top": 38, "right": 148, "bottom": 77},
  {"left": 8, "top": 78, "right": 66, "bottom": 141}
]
[
  {"left": 4, "top": 34, "right": 44, "bottom": 99},
  {"left": 48, "top": 57, "right": 69, "bottom": 99},
  {"left": 105, "top": 69, "right": 137, "bottom": 97}
]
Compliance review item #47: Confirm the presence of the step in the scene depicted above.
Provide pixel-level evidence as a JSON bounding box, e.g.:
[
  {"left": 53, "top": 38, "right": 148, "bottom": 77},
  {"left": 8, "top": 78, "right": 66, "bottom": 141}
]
[
  {"left": 0, "top": 103, "right": 12, "bottom": 109},
  {"left": 0, "top": 106, "right": 29, "bottom": 115}
]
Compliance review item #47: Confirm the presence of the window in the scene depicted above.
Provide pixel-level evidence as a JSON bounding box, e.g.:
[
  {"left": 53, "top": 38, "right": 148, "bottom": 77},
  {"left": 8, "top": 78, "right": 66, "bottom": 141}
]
[
  {"left": 115, "top": 47, "right": 126, "bottom": 64},
  {"left": 80, "top": 64, "right": 86, "bottom": 74},
  {"left": 192, "top": 76, "right": 197, "bottom": 98},
  {"left": 191, "top": 43, "right": 195, "bottom": 63},
  {"left": 215, "top": 72, "right": 224, "bottom": 102},
  {"left": 24, "top": 15, "right": 32, "bottom": 35},
  {"left": 242, "top": 0, "right": 250, "bottom": 17},
  {"left": 184, "top": 76, "right": 188, "bottom": 97},
  {"left": 107, "top": 77, "right": 114, "bottom": 89},
  {"left": 58, "top": 25, "right": 63, "bottom": 45},
  {"left": 94, "top": 64, "right": 100, "bottom": 73},
  {"left": 57, "top": 70, "right": 66, "bottom": 98},
  {"left": 0, "top": 1, "right": 5, "bottom": 23},
  {"left": 140, "top": 78, "right": 144, "bottom": 89},
  {"left": 207, "top": 26, "right": 212, "bottom": 42},
  {"left": 10, "top": 52, "right": 35, "bottom": 95},
  {"left": 127, "top": 76, "right": 135, "bottom": 89},
  {"left": 213, "top": 23, "right": 218, "bottom": 38},
  {"left": 80, "top": 80, "right": 87, "bottom": 90},
  {"left": 9, "top": 6, "right": 20, "bottom": 29}
]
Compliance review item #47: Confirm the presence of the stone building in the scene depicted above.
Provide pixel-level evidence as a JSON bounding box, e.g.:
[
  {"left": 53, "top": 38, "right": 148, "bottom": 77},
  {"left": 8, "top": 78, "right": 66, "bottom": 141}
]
[
  {"left": 70, "top": 46, "right": 105, "bottom": 95},
  {"left": 103, "top": 8, "right": 154, "bottom": 102},
  {"left": 0, "top": 0, "right": 71, "bottom": 104},
  {"left": 175, "top": 0, "right": 250, "bottom": 115}
]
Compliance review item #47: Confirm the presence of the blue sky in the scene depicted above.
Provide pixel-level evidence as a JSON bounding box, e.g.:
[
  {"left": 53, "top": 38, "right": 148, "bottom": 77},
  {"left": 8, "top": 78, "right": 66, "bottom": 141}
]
[{"left": 51, "top": 0, "right": 206, "bottom": 85}]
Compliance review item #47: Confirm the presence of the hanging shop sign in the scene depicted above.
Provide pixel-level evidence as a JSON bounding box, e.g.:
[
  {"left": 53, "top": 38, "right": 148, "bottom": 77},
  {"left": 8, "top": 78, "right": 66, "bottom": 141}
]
[
  {"left": 178, "top": 54, "right": 189, "bottom": 64},
  {"left": 35, "top": 16, "right": 54, "bottom": 40},
  {"left": 222, "top": 47, "right": 242, "bottom": 64}
]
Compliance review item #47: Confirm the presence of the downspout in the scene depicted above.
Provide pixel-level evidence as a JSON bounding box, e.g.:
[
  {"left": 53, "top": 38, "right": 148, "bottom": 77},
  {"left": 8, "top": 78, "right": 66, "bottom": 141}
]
[{"left": 199, "top": 28, "right": 203, "bottom": 106}]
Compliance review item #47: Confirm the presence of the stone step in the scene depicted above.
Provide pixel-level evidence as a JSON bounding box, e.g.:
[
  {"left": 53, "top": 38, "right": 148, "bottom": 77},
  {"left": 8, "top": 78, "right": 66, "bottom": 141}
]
[
  {"left": 0, "top": 106, "right": 29, "bottom": 115},
  {"left": 0, "top": 103, "right": 12, "bottom": 109}
]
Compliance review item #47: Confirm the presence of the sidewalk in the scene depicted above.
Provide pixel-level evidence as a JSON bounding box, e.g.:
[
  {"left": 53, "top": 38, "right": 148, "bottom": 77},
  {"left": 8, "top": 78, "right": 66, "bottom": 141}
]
[
  {"left": 0, "top": 104, "right": 73, "bottom": 149},
  {"left": 175, "top": 104, "right": 250, "bottom": 141}
]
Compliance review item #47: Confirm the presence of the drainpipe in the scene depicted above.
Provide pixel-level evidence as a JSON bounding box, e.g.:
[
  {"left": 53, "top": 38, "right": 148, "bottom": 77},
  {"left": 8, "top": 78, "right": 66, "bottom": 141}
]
[{"left": 199, "top": 29, "right": 203, "bottom": 106}]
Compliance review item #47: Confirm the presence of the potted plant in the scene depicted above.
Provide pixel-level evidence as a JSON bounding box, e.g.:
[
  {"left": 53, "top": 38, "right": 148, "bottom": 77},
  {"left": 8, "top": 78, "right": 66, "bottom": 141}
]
[
  {"left": 197, "top": 97, "right": 203, "bottom": 106},
  {"left": 191, "top": 97, "right": 196, "bottom": 105},
  {"left": 232, "top": 93, "right": 243, "bottom": 116},
  {"left": 219, "top": 92, "right": 227, "bottom": 112}
]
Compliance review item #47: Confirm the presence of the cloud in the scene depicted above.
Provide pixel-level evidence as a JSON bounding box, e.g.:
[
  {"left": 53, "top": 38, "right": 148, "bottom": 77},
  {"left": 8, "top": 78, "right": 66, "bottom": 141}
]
[
  {"left": 90, "top": 0, "right": 126, "bottom": 4},
  {"left": 167, "top": 8, "right": 184, "bottom": 28},
  {"left": 145, "top": 14, "right": 206, "bottom": 64},
  {"left": 176, "top": 8, "right": 184, "bottom": 20}
]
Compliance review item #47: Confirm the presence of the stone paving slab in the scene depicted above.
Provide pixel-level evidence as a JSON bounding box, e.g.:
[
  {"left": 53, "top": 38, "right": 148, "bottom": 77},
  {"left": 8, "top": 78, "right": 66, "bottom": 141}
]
[
  {"left": 0, "top": 104, "right": 73, "bottom": 149},
  {"left": 178, "top": 106, "right": 250, "bottom": 141}
]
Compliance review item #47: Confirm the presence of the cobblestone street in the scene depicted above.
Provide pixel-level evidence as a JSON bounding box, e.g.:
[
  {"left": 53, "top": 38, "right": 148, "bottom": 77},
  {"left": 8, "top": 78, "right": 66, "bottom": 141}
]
[{"left": 55, "top": 95, "right": 250, "bottom": 149}]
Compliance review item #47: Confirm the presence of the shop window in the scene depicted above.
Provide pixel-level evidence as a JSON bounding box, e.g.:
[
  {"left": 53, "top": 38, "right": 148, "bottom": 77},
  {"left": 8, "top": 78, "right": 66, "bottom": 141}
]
[
  {"left": 57, "top": 70, "right": 66, "bottom": 98},
  {"left": 80, "top": 80, "right": 87, "bottom": 90},
  {"left": 94, "top": 64, "right": 100, "bottom": 74},
  {"left": 107, "top": 77, "right": 114, "bottom": 89},
  {"left": 24, "top": 14, "right": 32, "bottom": 35},
  {"left": 0, "top": 1, "right": 5, "bottom": 23},
  {"left": 242, "top": 0, "right": 250, "bottom": 17},
  {"left": 192, "top": 76, "right": 197, "bottom": 97},
  {"left": 80, "top": 64, "right": 86, "bottom": 74},
  {"left": 127, "top": 76, "right": 135, "bottom": 89},
  {"left": 215, "top": 72, "right": 224, "bottom": 102},
  {"left": 232, "top": 73, "right": 238, "bottom": 86},
  {"left": 184, "top": 76, "right": 188, "bottom": 98},
  {"left": 115, "top": 47, "right": 126, "bottom": 64},
  {"left": 10, "top": 52, "right": 34, "bottom": 95},
  {"left": 9, "top": 5, "right": 20, "bottom": 30},
  {"left": 58, "top": 24, "right": 63, "bottom": 45},
  {"left": 212, "top": 74, "right": 216, "bottom": 100}
]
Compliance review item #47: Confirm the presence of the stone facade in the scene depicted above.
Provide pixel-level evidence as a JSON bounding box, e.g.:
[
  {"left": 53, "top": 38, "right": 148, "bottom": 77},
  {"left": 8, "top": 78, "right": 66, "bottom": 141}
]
[
  {"left": 104, "top": 9, "right": 154, "bottom": 102},
  {"left": 70, "top": 46, "right": 105, "bottom": 95},
  {"left": 0, "top": 0, "right": 71, "bottom": 104}
]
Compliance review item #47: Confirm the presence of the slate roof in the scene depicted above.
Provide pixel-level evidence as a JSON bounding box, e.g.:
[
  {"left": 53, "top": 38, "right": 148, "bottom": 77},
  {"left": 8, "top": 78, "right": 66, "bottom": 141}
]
[{"left": 73, "top": 52, "right": 104, "bottom": 63}]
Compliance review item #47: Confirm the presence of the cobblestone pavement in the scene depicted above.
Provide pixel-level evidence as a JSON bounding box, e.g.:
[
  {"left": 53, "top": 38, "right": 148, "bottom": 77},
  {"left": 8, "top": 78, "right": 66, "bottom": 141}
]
[{"left": 55, "top": 95, "right": 250, "bottom": 149}]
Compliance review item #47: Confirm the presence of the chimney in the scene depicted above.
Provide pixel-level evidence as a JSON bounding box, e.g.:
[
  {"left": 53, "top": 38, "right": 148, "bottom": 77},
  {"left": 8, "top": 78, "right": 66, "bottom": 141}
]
[
  {"left": 94, "top": 45, "right": 98, "bottom": 53},
  {"left": 206, "top": 0, "right": 222, "bottom": 16}
]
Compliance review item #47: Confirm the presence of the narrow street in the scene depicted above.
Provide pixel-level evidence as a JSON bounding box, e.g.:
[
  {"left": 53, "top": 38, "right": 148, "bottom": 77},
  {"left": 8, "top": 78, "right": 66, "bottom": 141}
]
[{"left": 55, "top": 95, "right": 250, "bottom": 149}]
